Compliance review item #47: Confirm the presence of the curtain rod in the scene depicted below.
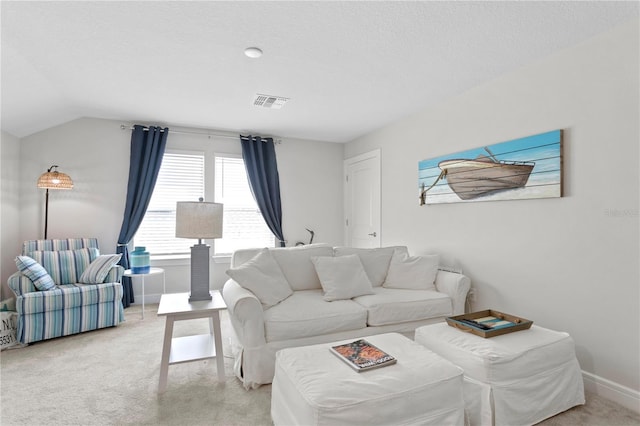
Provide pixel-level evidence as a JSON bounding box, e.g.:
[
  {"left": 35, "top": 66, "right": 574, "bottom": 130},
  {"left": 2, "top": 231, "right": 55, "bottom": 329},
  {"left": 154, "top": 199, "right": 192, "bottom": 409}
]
[{"left": 119, "top": 124, "right": 281, "bottom": 143}]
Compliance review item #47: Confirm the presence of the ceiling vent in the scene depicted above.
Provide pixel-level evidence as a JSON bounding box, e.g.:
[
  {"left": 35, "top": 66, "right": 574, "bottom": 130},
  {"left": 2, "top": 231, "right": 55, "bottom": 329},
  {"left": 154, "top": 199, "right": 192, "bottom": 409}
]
[{"left": 253, "top": 94, "right": 289, "bottom": 109}]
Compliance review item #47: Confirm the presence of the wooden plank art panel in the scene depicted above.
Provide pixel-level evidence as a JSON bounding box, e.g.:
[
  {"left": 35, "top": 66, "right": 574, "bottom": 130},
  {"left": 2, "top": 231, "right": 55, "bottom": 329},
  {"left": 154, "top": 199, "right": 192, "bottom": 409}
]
[{"left": 418, "top": 130, "right": 563, "bottom": 205}]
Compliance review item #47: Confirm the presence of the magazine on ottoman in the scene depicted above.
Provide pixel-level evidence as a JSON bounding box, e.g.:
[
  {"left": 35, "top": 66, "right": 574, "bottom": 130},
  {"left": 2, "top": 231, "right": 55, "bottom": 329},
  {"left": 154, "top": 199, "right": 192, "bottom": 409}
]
[{"left": 330, "top": 339, "right": 397, "bottom": 372}]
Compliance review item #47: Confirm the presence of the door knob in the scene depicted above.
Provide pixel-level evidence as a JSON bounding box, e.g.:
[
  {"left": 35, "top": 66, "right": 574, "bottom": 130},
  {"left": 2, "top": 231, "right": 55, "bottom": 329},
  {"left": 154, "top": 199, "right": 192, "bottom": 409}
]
[{"left": 368, "top": 232, "right": 377, "bottom": 237}]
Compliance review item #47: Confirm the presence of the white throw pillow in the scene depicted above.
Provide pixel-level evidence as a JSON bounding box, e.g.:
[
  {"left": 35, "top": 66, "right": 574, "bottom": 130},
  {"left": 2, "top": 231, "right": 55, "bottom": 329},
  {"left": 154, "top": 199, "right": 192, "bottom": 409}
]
[
  {"left": 269, "top": 244, "right": 334, "bottom": 291},
  {"left": 311, "top": 254, "right": 374, "bottom": 301},
  {"left": 226, "top": 249, "right": 293, "bottom": 309},
  {"left": 383, "top": 251, "right": 439, "bottom": 291},
  {"left": 80, "top": 254, "right": 122, "bottom": 284},
  {"left": 334, "top": 246, "right": 408, "bottom": 287}
]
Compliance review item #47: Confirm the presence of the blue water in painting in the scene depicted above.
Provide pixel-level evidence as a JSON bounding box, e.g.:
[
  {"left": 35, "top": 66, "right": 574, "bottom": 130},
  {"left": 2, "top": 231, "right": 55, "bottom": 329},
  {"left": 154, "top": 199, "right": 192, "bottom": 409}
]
[{"left": 418, "top": 130, "right": 562, "bottom": 203}]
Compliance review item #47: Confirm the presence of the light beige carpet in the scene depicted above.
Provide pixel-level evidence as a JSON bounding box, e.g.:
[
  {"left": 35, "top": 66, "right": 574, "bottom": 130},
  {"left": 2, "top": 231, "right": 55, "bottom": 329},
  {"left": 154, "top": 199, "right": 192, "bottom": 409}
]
[{"left": 1, "top": 303, "right": 638, "bottom": 425}]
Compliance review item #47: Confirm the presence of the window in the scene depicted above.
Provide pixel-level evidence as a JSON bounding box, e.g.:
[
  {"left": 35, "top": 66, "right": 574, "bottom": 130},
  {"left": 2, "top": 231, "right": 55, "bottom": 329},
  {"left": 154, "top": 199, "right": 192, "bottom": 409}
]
[
  {"left": 214, "top": 155, "right": 274, "bottom": 254},
  {"left": 134, "top": 151, "right": 274, "bottom": 256},
  {"left": 135, "top": 151, "right": 204, "bottom": 255}
]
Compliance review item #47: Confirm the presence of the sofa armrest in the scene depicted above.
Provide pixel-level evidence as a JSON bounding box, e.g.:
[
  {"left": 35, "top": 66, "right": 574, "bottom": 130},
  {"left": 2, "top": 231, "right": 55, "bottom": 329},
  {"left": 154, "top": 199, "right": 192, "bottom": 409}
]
[
  {"left": 8, "top": 272, "right": 37, "bottom": 297},
  {"left": 222, "top": 279, "right": 266, "bottom": 347},
  {"left": 104, "top": 265, "right": 124, "bottom": 283},
  {"left": 434, "top": 270, "right": 471, "bottom": 315}
]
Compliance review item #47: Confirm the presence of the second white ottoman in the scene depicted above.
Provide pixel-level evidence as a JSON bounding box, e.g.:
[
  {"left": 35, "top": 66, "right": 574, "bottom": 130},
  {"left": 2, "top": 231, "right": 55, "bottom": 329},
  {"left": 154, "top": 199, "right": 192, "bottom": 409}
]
[
  {"left": 271, "top": 333, "right": 465, "bottom": 426},
  {"left": 415, "top": 323, "right": 585, "bottom": 426}
]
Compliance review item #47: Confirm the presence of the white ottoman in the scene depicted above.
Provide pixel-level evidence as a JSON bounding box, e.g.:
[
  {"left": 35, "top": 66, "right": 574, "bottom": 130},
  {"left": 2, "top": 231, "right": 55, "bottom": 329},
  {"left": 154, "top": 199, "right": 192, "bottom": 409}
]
[
  {"left": 271, "top": 333, "right": 465, "bottom": 426},
  {"left": 415, "top": 323, "right": 585, "bottom": 426}
]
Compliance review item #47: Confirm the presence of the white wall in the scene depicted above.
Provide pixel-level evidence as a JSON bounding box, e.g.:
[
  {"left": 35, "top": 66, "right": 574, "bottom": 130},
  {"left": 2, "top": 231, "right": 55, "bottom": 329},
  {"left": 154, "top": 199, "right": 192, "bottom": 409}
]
[
  {"left": 278, "top": 137, "right": 344, "bottom": 246},
  {"left": 17, "top": 118, "right": 130, "bottom": 250},
  {"left": 10, "top": 117, "right": 344, "bottom": 301},
  {"left": 346, "top": 19, "right": 639, "bottom": 402},
  {"left": 1, "top": 131, "right": 22, "bottom": 301}
]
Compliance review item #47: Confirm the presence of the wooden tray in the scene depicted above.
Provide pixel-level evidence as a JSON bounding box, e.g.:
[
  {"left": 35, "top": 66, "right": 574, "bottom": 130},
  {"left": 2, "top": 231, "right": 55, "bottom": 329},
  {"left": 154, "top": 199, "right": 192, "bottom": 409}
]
[{"left": 446, "top": 309, "right": 533, "bottom": 338}]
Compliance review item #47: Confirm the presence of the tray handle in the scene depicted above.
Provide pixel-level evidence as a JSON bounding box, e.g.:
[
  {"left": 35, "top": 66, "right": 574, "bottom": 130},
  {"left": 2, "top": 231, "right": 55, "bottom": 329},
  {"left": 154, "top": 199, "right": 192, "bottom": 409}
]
[{"left": 449, "top": 321, "right": 473, "bottom": 333}]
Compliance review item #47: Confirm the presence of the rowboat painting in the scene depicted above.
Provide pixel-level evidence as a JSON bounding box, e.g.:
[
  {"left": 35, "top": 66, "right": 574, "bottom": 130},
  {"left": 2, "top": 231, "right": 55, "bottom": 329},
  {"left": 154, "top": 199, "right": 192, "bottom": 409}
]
[{"left": 419, "top": 130, "right": 563, "bottom": 205}]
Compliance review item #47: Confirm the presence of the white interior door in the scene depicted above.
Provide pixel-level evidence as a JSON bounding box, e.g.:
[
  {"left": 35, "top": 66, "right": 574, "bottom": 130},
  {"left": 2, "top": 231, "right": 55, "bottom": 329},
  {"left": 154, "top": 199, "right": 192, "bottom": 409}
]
[{"left": 344, "top": 150, "right": 381, "bottom": 248}]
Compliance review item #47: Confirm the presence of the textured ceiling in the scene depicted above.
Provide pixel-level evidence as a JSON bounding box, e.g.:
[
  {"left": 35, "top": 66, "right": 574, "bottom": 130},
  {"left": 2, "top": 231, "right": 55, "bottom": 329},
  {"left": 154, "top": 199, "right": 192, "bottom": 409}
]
[{"left": 2, "top": 1, "right": 638, "bottom": 142}]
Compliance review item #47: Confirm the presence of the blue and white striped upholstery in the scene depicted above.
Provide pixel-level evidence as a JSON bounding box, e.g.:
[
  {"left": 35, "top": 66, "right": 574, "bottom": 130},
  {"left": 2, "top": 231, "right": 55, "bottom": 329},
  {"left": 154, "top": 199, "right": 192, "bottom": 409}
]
[
  {"left": 28, "top": 248, "right": 98, "bottom": 285},
  {"left": 22, "top": 238, "right": 99, "bottom": 254},
  {"left": 80, "top": 254, "right": 123, "bottom": 284},
  {"left": 8, "top": 274, "right": 38, "bottom": 296},
  {"left": 15, "top": 283, "right": 123, "bottom": 343},
  {"left": 8, "top": 238, "right": 125, "bottom": 344},
  {"left": 14, "top": 256, "right": 56, "bottom": 291}
]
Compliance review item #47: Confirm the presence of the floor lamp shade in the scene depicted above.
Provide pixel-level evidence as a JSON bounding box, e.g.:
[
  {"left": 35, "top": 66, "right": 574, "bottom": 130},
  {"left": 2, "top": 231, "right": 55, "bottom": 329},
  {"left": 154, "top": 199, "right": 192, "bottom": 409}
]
[
  {"left": 176, "top": 200, "right": 223, "bottom": 302},
  {"left": 37, "top": 165, "right": 73, "bottom": 239}
]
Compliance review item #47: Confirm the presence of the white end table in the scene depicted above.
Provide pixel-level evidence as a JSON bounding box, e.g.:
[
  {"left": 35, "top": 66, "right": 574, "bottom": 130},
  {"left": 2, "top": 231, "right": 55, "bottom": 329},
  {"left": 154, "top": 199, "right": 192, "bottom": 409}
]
[
  {"left": 123, "top": 267, "right": 165, "bottom": 319},
  {"left": 156, "top": 291, "right": 227, "bottom": 393}
]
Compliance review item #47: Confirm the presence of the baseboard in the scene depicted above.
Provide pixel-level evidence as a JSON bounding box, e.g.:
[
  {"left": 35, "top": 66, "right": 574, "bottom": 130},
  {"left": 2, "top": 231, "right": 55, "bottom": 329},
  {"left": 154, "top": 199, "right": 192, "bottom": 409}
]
[{"left": 583, "top": 370, "right": 640, "bottom": 414}]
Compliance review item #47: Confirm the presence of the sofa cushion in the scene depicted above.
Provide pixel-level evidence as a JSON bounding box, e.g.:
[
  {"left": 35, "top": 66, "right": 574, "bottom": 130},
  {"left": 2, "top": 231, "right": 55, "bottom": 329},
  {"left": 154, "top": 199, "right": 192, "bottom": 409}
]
[
  {"left": 270, "top": 244, "right": 334, "bottom": 291},
  {"left": 263, "top": 289, "right": 368, "bottom": 342},
  {"left": 80, "top": 254, "right": 123, "bottom": 284},
  {"left": 226, "top": 249, "right": 293, "bottom": 309},
  {"left": 15, "top": 282, "right": 123, "bottom": 315},
  {"left": 311, "top": 254, "right": 374, "bottom": 301},
  {"left": 28, "top": 248, "right": 99, "bottom": 285},
  {"left": 383, "top": 251, "right": 439, "bottom": 291},
  {"left": 353, "top": 287, "right": 452, "bottom": 326},
  {"left": 334, "top": 246, "right": 408, "bottom": 287},
  {"left": 15, "top": 256, "right": 56, "bottom": 291}
]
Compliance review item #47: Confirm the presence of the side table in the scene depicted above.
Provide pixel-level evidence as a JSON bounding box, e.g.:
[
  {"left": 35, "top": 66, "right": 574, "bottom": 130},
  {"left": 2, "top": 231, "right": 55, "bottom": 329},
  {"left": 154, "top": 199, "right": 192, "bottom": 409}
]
[
  {"left": 123, "top": 267, "right": 165, "bottom": 319},
  {"left": 156, "top": 291, "right": 227, "bottom": 393}
]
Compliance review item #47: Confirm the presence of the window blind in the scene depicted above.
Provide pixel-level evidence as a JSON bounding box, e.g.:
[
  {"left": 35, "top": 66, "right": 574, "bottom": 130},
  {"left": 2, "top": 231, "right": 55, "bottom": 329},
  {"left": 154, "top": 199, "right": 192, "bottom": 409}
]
[
  {"left": 135, "top": 152, "right": 274, "bottom": 256},
  {"left": 135, "top": 152, "right": 204, "bottom": 255}
]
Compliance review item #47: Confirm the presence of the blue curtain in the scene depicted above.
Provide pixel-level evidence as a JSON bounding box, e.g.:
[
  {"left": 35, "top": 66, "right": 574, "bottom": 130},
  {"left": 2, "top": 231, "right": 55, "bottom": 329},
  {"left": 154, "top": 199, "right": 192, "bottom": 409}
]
[
  {"left": 240, "top": 135, "right": 286, "bottom": 247},
  {"left": 116, "top": 125, "right": 168, "bottom": 307}
]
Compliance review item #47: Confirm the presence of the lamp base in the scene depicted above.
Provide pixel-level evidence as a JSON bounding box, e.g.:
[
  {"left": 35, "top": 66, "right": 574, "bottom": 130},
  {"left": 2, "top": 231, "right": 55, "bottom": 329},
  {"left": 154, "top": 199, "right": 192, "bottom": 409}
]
[
  {"left": 189, "top": 243, "right": 212, "bottom": 302},
  {"left": 189, "top": 293, "right": 212, "bottom": 302}
]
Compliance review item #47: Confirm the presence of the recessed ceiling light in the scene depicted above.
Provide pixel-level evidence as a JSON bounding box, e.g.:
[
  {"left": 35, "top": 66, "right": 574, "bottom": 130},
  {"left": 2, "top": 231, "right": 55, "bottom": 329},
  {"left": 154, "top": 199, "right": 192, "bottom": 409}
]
[{"left": 244, "top": 47, "right": 263, "bottom": 58}]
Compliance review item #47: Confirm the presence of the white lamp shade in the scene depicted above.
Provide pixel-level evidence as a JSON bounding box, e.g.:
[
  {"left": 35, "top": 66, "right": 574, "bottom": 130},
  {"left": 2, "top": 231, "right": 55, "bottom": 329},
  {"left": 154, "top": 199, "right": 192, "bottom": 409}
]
[{"left": 176, "top": 201, "right": 223, "bottom": 239}]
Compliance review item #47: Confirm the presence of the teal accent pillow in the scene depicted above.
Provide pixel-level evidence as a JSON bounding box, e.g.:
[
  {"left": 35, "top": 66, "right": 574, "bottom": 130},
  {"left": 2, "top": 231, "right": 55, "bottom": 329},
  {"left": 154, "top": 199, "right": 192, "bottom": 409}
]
[
  {"left": 80, "top": 254, "right": 122, "bottom": 284},
  {"left": 15, "top": 256, "right": 56, "bottom": 291}
]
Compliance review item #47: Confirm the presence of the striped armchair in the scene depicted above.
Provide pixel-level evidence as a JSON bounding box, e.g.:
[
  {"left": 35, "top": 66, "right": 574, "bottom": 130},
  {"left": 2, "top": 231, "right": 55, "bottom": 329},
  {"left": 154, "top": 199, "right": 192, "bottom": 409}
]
[{"left": 8, "top": 238, "right": 125, "bottom": 344}]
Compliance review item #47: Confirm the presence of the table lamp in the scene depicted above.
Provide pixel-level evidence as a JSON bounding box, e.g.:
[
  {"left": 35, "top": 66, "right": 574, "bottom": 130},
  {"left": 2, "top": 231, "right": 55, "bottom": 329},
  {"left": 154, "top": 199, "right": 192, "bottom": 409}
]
[
  {"left": 176, "top": 198, "right": 223, "bottom": 302},
  {"left": 37, "top": 165, "right": 74, "bottom": 239}
]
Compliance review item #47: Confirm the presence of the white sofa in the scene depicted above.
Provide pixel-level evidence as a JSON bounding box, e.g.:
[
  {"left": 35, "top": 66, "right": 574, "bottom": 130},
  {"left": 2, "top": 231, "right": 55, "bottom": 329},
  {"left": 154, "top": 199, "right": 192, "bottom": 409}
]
[{"left": 222, "top": 244, "right": 471, "bottom": 389}]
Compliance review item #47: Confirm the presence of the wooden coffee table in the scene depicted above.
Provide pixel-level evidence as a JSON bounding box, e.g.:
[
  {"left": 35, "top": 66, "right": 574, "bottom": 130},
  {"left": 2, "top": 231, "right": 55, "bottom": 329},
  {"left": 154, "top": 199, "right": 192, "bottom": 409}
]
[{"left": 157, "top": 291, "right": 227, "bottom": 393}]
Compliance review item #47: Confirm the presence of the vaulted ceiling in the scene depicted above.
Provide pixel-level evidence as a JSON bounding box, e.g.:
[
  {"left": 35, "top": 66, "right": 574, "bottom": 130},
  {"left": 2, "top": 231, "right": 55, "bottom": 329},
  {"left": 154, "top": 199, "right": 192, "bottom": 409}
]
[{"left": 2, "top": 1, "right": 637, "bottom": 142}]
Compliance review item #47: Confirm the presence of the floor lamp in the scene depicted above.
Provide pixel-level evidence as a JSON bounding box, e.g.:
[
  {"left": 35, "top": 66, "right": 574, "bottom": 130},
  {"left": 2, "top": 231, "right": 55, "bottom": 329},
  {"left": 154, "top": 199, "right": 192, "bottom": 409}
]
[
  {"left": 175, "top": 198, "right": 223, "bottom": 302},
  {"left": 37, "top": 165, "right": 74, "bottom": 239}
]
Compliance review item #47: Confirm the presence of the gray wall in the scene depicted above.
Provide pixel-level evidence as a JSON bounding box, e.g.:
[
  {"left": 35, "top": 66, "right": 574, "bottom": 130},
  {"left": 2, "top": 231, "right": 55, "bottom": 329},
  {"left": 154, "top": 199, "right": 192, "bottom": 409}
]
[
  {"left": 1, "top": 131, "right": 21, "bottom": 301},
  {"left": 346, "top": 20, "right": 639, "bottom": 402}
]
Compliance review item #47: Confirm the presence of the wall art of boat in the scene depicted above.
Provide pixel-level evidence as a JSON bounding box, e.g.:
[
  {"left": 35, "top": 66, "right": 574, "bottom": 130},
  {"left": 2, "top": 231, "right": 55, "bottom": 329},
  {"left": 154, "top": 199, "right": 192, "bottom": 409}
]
[
  {"left": 434, "top": 147, "right": 535, "bottom": 200},
  {"left": 418, "top": 130, "right": 563, "bottom": 205}
]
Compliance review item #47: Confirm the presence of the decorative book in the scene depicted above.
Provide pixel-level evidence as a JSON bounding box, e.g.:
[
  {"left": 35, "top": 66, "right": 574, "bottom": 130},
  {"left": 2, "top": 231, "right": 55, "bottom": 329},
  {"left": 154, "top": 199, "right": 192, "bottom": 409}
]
[{"left": 330, "top": 339, "right": 397, "bottom": 372}]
